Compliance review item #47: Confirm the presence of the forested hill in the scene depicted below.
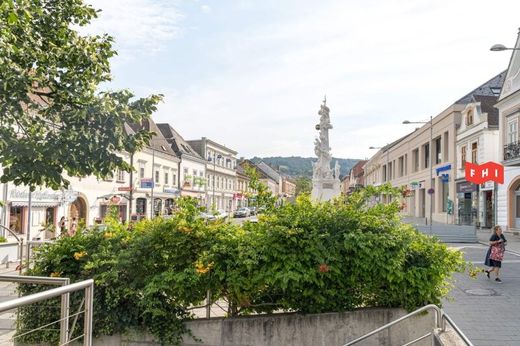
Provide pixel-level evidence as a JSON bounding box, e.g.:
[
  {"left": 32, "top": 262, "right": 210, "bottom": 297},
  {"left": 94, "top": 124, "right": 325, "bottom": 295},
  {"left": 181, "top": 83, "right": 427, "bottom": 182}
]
[{"left": 249, "top": 156, "right": 361, "bottom": 178}]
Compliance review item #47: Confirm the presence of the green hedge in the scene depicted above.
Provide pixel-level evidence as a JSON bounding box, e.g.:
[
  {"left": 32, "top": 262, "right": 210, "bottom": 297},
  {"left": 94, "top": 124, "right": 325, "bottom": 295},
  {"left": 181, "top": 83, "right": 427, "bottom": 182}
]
[{"left": 17, "top": 186, "right": 465, "bottom": 345}]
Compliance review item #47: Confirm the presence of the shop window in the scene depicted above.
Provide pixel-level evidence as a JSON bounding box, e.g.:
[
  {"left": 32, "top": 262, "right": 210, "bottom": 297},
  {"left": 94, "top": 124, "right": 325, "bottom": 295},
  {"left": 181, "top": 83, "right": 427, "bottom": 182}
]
[
  {"left": 136, "top": 198, "right": 147, "bottom": 215},
  {"left": 45, "top": 207, "right": 55, "bottom": 226},
  {"left": 165, "top": 198, "right": 175, "bottom": 215},
  {"left": 9, "top": 206, "right": 23, "bottom": 233}
]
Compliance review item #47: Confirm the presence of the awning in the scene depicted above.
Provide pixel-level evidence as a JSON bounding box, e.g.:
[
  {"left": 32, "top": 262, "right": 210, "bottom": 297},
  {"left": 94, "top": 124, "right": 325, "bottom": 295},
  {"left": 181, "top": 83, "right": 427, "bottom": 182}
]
[{"left": 10, "top": 201, "right": 60, "bottom": 208}]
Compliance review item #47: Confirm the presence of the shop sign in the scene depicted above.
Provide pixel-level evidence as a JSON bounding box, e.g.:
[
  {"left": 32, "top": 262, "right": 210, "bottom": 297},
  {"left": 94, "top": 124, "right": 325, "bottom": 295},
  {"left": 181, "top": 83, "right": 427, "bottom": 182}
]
[
  {"left": 436, "top": 164, "right": 452, "bottom": 175},
  {"left": 440, "top": 174, "right": 449, "bottom": 183},
  {"left": 465, "top": 161, "right": 504, "bottom": 184},
  {"left": 140, "top": 178, "right": 154, "bottom": 189},
  {"left": 480, "top": 181, "right": 494, "bottom": 191},
  {"left": 110, "top": 196, "right": 121, "bottom": 204},
  {"left": 118, "top": 186, "right": 132, "bottom": 192},
  {"left": 10, "top": 189, "right": 61, "bottom": 201},
  {"left": 456, "top": 181, "right": 476, "bottom": 193},
  {"left": 163, "top": 187, "right": 180, "bottom": 195},
  {"left": 410, "top": 181, "right": 424, "bottom": 190}
]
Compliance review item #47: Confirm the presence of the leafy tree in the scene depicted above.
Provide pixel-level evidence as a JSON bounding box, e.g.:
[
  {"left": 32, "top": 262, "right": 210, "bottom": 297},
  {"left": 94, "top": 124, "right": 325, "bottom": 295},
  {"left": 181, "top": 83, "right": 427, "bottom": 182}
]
[
  {"left": 242, "top": 163, "right": 276, "bottom": 211},
  {"left": 0, "top": 0, "right": 162, "bottom": 190},
  {"left": 294, "top": 176, "right": 311, "bottom": 196}
]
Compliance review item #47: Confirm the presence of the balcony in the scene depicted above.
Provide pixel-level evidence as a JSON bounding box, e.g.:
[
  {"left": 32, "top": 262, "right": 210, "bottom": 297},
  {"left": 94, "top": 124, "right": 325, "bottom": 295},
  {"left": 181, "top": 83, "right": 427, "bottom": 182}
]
[{"left": 504, "top": 141, "right": 520, "bottom": 162}]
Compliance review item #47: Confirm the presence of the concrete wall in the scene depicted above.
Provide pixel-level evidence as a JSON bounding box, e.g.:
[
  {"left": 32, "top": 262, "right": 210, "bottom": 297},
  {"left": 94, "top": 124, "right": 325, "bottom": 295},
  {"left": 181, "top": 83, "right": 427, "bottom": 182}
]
[
  {"left": 0, "top": 242, "right": 19, "bottom": 264},
  {"left": 89, "top": 308, "right": 434, "bottom": 346}
]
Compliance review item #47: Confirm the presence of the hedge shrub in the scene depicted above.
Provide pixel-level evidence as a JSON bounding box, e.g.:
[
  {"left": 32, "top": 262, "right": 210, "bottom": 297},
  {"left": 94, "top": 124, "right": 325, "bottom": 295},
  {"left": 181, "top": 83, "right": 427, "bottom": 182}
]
[{"left": 17, "top": 186, "right": 465, "bottom": 345}]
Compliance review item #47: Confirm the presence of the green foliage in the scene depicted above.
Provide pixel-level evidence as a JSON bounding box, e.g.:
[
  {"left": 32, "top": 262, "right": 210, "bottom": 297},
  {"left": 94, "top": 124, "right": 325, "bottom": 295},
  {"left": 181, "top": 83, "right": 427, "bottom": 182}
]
[
  {"left": 0, "top": 0, "right": 162, "bottom": 190},
  {"left": 250, "top": 156, "right": 361, "bottom": 178},
  {"left": 294, "top": 176, "right": 312, "bottom": 196},
  {"left": 243, "top": 163, "right": 276, "bottom": 211},
  {"left": 0, "top": 236, "right": 7, "bottom": 243},
  {"left": 18, "top": 187, "right": 465, "bottom": 344}
]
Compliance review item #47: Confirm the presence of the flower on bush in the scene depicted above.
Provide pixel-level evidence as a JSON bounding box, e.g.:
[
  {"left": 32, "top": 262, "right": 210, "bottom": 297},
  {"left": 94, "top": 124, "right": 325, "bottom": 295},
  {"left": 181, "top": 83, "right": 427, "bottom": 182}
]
[
  {"left": 103, "top": 231, "right": 114, "bottom": 239},
  {"left": 73, "top": 251, "right": 87, "bottom": 260},
  {"left": 50, "top": 271, "right": 62, "bottom": 277},
  {"left": 318, "top": 263, "right": 330, "bottom": 273},
  {"left": 194, "top": 260, "right": 213, "bottom": 274}
]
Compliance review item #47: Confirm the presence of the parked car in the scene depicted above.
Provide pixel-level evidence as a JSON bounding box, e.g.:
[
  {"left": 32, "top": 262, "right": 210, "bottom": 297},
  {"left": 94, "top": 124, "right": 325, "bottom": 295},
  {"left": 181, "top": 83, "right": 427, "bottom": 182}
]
[
  {"left": 248, "top": 207, "right": 257, "bottom": 215},
  {"left": 234, "top": 207, "right": 251, "bottom": 218},
  {"left": 215, "top": 209, "right": 229, "bottom": 219},
  {"left": 200, "top": 212, "right": 216, "bottom": 221}
]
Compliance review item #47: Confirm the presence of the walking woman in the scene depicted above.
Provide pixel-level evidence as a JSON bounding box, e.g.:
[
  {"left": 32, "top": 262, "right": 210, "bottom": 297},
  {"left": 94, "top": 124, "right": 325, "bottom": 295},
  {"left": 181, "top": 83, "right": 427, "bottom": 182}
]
[{"left": 484, "top": 225, "right": 507, "bottom": 283}]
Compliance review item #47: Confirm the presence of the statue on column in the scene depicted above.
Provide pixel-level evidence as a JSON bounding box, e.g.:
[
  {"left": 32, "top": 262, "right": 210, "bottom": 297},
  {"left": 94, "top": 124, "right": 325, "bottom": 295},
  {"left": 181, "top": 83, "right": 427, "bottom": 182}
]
[{"left": 311, "top": 97, "right": 341, "bottom": 201}]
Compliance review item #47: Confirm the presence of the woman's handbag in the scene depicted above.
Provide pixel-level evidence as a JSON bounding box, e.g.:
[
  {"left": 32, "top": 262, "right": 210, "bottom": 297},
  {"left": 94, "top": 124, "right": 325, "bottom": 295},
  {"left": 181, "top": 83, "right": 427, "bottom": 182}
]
[{"left": 489, "top": 244, "right": 505, "bottom": 262}]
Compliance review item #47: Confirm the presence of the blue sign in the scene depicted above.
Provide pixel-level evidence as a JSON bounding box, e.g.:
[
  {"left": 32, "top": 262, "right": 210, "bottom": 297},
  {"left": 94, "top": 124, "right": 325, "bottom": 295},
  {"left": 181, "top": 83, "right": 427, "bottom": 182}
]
[
  {"left": 436, "top": 164, "right": 451, "bottom": 175},
  {"left": 441, "top": 174, "right": 449, "bottom": 183},
  {"left": 140, "top": 179, "right": 154, "bottom": 189}
]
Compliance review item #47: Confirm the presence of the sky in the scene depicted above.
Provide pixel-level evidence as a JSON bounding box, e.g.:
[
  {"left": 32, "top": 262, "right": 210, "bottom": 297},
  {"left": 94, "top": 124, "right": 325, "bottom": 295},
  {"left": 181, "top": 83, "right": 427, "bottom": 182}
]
[{"left": 84, "top": 0, "right": 520, "bottom": 160}]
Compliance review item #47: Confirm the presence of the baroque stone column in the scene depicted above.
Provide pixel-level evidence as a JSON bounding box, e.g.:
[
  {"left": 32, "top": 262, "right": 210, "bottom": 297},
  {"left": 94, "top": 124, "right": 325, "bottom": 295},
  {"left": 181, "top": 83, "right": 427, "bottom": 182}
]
[{"left": 311, "top": 97, "right": 341, "bottom": 201}]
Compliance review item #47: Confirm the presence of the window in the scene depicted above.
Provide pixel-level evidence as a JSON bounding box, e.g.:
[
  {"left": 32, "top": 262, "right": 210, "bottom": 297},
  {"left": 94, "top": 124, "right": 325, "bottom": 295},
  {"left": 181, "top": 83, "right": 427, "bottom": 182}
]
[
  {"left": 388, "top": 162, "right": 393, "bottom": 180},
  {"left": 139, "top": 167, "right": 145, "bottom": 179},
  {"left": 471, "top": 142, "right": 478, "bottom": 163},
  {"left": 9, "top": 206, "right": 23, "bottom": 233},
  {"left": 382, "top": 165, "right": 387, "bottom": 182},
  {"left": 398, "top": 156, "right": 404, "bottom": 177},
  {"left": 136, "top": 198, "right": 147, "bottom": 215},
  {"left": 173, "top": 173, "right": 177, "bottom": 186},
  {"left": 466, "top": 110, "right": 473, "bottom": 126},
  {"left": 509, "top": 120, "right": 518, "bottom": 144},
  {"left": 435, "top": 137, "right": 442, "bottom": 164},
  {"left": 104, "top": 172, "right": 114, "bottom": 182},
  {"left": 117, "top": 169, "right": 125, "bottom": 182},
  {"left": 184, "top": 168, "right": 189, "bottom": 175},
  {"left": 423, "top": 143, "right": 430, "bottom": 169},
  {"left": 45, "top": 207, "right": 55, "bottom": 226},
  {"left": 442, "top": 177, "right": 449, "bottom": 212},
  {"left": 164, "top": 172, "right": 169, "bottom": 185},
  {"left": 443, "top": 132, "right": 449, "bottom": 162},
  {"left": 461, "top": 146, "right": 467, "bottom": 168},
  {"left": 412, "top": 149, "right": 419, "bottom": 172},
  {"left": 155, "top": 170, "right": 160, "bottom": 184}
]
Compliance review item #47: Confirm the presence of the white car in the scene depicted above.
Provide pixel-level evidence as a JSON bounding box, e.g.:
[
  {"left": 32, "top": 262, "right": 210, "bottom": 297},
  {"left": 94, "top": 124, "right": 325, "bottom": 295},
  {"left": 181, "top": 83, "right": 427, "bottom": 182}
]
[{"left": 215, "top": 209, "right": 229, "bottom": 219}]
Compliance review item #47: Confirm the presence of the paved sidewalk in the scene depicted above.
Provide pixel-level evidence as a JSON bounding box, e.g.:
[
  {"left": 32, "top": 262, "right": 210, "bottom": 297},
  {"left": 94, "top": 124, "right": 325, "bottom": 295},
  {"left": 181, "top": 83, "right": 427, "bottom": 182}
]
[{"left": 443, "top": 244, "right": 520, "bottom": 346}]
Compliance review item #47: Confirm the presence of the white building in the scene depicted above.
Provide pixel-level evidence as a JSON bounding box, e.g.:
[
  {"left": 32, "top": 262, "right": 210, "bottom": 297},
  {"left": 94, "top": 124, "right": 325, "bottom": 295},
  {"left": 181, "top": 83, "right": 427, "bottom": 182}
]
[
  {"left": 496, "top": 29, "right": 520, "bottom": 231},
  {"left": 455, "top": 95, "right": 500, "bottom": 228},
  {"left": 187, "top": 137, "right": 238, "bottom": 212},
  {"left": 158, "top": 124, "right": 207, "bottom": 205}
]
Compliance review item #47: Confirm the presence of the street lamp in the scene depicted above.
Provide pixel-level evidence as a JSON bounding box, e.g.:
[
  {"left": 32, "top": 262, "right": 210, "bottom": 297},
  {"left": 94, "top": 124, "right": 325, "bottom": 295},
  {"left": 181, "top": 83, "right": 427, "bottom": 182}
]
[
  {"left": 208, "top": 153, "right": 222, "bottom": 211},
  {"left": 489, "top": 43, "right": 520, "bottom": 51},
  {"left": 403, "top": 116, "right": 433, "bottom": 234}
]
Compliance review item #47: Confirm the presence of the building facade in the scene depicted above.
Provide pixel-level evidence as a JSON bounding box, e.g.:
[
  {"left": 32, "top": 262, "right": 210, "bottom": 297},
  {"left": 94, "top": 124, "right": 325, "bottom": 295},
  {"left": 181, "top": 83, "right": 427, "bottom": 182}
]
[
  {"left": 187, "top": 137, "right": 238, "bottom": 212},
  {"left": 455, "top": 95, "right": 500, "bottom": 227},
  {"left": 497, "top": 29, "right": 520, "bottom": 231},
  {"left": 158, "top": 124, "right": 207, "bottom": 205}
]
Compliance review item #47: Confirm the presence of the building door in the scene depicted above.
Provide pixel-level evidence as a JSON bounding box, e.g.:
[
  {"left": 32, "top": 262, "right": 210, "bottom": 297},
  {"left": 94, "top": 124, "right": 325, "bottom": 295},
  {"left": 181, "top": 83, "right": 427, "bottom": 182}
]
[
  {"left": 515, "top": 190, "right": 520, "bottom": 229},
  {"left": 419, "top": 189, "right": 425, "bottom": 218},
  {"left": 9, "top": 206, "right": 24, "bottom": 234},
  {"left": 484, "top": 191, "right": 493, "bottom": 228}
]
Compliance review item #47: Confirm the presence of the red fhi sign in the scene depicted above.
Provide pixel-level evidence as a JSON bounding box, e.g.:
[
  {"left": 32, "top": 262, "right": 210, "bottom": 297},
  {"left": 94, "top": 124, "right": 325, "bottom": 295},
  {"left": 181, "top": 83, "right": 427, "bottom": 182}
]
[{"left": 465, "top": 161, "right": 504, "bottom": 184}]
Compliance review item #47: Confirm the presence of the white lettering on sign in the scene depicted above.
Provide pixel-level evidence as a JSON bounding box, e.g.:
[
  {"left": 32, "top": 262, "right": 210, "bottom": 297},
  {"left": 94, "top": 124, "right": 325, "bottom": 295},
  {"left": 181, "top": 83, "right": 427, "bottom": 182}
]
[{"left": 10, "top": 189, "right": 61, "bottom": 201}]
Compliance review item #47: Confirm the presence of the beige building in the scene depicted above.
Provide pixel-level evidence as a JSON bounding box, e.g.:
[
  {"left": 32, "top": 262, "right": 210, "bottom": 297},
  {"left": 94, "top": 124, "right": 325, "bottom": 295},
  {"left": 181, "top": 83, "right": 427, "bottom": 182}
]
[
  {"left": 497, "top": 29, "right": 520, "bottom": 231},
  {"left": 187, "top": 137, "right": 238, "bottom": 212},
  {"left": 365, "top": 73, "right": 504, "bottom": 224}
]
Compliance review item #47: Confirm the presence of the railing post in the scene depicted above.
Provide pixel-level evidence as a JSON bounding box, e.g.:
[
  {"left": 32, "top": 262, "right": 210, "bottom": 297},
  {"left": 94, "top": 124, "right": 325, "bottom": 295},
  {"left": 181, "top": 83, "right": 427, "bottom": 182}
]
[
  {"left": 60, "top": 278, "right": 70, "bottom": 345},
  {"left": 206, "top": 289, "right": 211, "bottom": 318},
  {"left": 83, "top": 282, "right": 94, "bottom": 346}
]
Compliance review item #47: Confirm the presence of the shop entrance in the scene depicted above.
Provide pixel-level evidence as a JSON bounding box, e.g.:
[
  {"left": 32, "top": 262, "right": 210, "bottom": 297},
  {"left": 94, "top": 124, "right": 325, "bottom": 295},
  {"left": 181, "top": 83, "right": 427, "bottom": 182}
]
[
  {"left": 459, "top": 193, "right": 473, "bottom": 225},
  {"left": 483, "top": 191, "right": 493, "bottom": 228},
  {"left": 9, "top": 206, "right": 24, "bottom": 234},
  {"left": 419, "top": 189, "right": 425, "bottom": 218}
]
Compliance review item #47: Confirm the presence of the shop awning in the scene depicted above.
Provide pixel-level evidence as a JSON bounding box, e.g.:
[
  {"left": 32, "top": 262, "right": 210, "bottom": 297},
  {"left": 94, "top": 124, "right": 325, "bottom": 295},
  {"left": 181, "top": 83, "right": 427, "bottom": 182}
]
[{"left": 10, "top": 201, "right": 60, "bottom": 208}]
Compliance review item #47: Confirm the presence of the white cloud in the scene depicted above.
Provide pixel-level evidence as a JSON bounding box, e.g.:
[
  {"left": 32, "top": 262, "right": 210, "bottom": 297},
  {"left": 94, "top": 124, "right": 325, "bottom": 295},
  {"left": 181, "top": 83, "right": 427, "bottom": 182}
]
[
  {"left": 201, "top": 4, "right": 211, "bottom": 13},
  {"left": 84, "top": 0, "right": 182, "bottom": 55}
]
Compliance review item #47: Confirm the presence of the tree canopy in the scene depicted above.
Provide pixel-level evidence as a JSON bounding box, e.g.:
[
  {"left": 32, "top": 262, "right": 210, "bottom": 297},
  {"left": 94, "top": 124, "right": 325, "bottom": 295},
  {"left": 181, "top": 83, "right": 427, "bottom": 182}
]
[{"left": 0, "top": 0, "right": 161, "bottom": 190}]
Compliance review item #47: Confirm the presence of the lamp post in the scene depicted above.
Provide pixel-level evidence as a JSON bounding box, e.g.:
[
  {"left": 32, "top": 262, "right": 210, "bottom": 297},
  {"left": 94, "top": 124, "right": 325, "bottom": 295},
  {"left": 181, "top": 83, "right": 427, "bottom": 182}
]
[
  {"left": 489, "top": 44, "right": 520, "bottom": 51},
  {"left": 403, "top": 116, "right": 433, "bottom": 234},
  {"left": 208, "top": 153, "right": 222, "bottom": 211}
]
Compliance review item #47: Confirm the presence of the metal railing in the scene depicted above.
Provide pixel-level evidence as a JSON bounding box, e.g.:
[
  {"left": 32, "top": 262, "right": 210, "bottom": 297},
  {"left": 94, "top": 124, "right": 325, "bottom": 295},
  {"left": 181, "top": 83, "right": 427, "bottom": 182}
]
[
  {"left": 0, "top": 276, "right": 94, "bottom": 346},
  {"left": 342, "top": 304, "right": 473, "bottom": 346}
]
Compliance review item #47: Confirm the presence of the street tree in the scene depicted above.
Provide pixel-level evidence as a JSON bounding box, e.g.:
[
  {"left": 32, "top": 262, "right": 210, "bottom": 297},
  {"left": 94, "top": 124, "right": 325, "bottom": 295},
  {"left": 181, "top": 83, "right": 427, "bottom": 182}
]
[{"left": 0, "top": 0, "right": 162, "bottom": 191}]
